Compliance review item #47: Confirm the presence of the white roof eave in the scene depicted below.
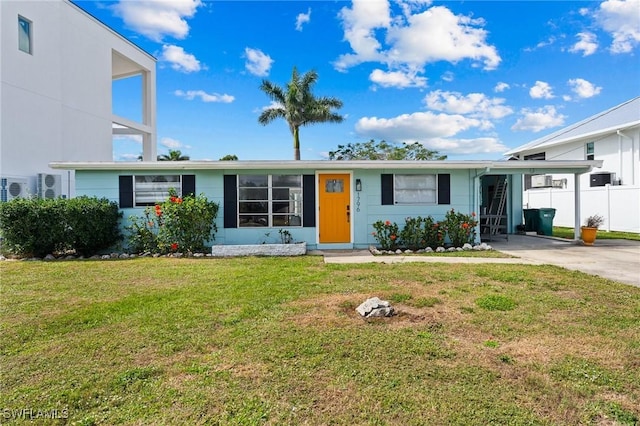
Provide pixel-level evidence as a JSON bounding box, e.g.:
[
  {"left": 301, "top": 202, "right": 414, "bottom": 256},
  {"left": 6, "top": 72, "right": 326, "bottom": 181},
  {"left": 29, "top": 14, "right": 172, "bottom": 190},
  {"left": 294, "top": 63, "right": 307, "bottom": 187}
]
[{"left": 49, "top": 159, "right": 603, "bottom": 174}]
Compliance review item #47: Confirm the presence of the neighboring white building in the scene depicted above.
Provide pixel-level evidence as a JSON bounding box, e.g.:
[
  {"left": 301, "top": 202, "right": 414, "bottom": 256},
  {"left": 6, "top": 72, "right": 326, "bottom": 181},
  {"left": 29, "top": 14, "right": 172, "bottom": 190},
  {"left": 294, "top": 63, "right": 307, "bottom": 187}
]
[
  {"left": 505, "top": 97, "right": 640, "bottom": 233},
  {"left": 1, "top": 0, "right": 156, "bottom": 200}
]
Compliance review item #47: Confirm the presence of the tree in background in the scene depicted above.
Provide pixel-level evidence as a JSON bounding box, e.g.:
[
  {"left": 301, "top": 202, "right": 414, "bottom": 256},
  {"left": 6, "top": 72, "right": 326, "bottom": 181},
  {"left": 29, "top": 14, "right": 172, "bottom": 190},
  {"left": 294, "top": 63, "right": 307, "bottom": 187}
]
[
  {"left": 157, "top": 150, "right": 190, "bottom": 161},
  {"left": 219, "top": 154, "right": 238, "bottom": 161},
  {"left": 258, "top": 67, "right": 344, "bottom": 160},
  {"left": 328, "top": 140, "right": 447, "bottom": 161}
]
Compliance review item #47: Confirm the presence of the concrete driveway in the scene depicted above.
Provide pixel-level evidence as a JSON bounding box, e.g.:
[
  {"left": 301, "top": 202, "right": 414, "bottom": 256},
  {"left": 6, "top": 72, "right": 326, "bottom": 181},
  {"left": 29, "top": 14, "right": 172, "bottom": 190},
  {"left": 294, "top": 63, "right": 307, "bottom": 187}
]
[{"left": 489, "top": 235, "right": 640, "bottom": 288}]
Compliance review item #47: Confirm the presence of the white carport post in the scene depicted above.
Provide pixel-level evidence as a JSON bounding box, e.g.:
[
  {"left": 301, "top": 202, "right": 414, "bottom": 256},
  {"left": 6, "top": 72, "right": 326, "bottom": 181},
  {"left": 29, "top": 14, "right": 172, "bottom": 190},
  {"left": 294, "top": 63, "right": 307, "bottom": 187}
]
[{"left": 574, "top": 172, "right": 581, "bottom": 240}]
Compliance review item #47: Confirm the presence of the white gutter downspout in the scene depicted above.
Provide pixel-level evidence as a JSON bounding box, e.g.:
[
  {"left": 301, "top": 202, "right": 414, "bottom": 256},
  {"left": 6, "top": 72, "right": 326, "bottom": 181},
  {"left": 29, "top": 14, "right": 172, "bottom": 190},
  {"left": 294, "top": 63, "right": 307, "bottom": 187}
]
[{"left": 617, "top": 130, "right": 634, "bottom": 185}]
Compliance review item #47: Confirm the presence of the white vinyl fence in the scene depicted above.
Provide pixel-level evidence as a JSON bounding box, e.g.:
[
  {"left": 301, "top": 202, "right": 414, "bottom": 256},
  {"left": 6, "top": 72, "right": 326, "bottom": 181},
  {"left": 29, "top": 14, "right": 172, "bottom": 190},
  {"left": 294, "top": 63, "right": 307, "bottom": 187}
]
[{"left": 524, "top": 185, "right": 640, "bottom": 233}]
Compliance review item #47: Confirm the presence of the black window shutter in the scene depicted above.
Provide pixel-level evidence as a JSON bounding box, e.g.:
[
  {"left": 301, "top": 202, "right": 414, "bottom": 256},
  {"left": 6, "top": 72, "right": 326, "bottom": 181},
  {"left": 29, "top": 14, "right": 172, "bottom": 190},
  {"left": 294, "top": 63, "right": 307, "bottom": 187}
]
[
  {"left": 119, "top": 176, "right": 133, "bottom": 208},
  {"left": 182, "top": 175, "right": 196, "bottom": 197},
  {"left": 381, "top": 174, "right": 394, "bottom": 205},
  {"left": 302, "top": 175, "right": 316, "bottom": 227},
  {"left": 437, "top": 174, "right": 450, "bottom": 205},
  {"left": 524, "top": 174, "right": 532, "bottom": 190},
  {"left": 223, "top": 175, "right": 237, "bottom": 228}
]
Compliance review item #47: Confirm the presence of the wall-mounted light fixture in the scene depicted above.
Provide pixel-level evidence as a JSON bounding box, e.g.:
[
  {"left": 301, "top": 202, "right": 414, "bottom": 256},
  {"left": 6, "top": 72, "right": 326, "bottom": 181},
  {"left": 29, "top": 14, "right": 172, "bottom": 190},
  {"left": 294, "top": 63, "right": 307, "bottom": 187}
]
[{"left": 355, "top": 179, "right": 362, "bottom": 192}]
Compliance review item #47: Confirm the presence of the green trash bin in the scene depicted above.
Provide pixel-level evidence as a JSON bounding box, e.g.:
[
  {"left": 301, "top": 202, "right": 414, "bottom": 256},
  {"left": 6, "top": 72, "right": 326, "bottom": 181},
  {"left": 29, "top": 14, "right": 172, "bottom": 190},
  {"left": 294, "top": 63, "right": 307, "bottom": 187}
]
[
  {"left": 523, "top": 209, "right": 539, "bottom": 232},
  {"left": 537, "top": 208, "right": 556, "bottom": 236}
]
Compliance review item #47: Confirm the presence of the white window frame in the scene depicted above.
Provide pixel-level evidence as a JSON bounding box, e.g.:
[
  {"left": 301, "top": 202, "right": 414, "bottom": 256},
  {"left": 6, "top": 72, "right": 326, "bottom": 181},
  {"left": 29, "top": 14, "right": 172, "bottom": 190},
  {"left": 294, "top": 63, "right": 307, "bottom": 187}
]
[
  {"left": 134, "top": 175, "right": 181, "bottom": 207},
  {"left": 18, "top": 15, "right": 32, "bottom": 54},
  {"left": 237, "top": 174, "right": 303, "bottom": 228},
  {"left": 393, "top": 174, "right": 437, "bottom": 205},
  {"left": 586, "top": 142, "right": 595, "bottom": 161}
]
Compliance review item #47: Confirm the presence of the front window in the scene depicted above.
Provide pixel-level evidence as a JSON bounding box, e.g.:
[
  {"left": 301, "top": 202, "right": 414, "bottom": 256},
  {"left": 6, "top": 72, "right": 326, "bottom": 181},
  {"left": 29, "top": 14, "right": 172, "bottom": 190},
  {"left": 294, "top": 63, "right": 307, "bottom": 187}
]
[
  {"left": 586, "top": 142, "right": 594, "bottom": 160},
  {"left": 238, "top": 175, "right": 302, "bottom": 227},
  {"left": 18, "top": 16, "right": 32, "bottom": 54},
  {"left": 134, "top": 175, "right": 181, "bottom": 206},
  {"left": 394, "top": 174, "right": 437, "bottom": 204}
]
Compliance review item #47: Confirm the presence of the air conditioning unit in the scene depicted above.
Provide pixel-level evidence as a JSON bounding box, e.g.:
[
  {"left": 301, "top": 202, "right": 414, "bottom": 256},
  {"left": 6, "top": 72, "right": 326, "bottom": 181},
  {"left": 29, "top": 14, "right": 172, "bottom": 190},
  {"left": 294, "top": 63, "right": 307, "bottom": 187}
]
[
  {"left": 37, "top": 173, "right": 62, "bottom": 199},
  {"left": 531, "top": 175, "right": 553, "bottom": 188},
  {"left": 590, "top": 172, "right": 615, "bottom": 187},
  {"left": 552, "top": 179, "right": 567, "bottom": 189},
  {"left": 1, "top": 177, "right": 29, "bottom": 202}
]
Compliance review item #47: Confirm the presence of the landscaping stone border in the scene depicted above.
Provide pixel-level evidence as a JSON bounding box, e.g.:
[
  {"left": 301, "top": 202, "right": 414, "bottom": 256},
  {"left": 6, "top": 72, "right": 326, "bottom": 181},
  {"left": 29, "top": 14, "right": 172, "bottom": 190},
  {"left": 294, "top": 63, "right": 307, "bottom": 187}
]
[{"left": 211, "top": 242, "right": 307, "bottom": 257}]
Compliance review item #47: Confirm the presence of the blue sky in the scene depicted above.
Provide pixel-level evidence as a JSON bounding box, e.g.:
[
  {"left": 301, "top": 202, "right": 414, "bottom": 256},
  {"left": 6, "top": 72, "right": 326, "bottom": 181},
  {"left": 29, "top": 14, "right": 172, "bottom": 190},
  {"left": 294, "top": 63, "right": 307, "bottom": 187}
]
[{"left": 78, "top": 0, "right": 640, "bottom": 161}]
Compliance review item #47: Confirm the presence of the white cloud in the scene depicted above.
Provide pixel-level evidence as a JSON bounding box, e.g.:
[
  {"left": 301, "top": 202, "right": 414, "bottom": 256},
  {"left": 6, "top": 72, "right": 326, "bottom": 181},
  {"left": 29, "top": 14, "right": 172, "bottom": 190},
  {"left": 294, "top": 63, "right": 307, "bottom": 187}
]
[
  {"left": 423, "top": 137, "right": 508, "bottom": 154},
  {"left": 494, "top": 82, "right": 510, "bottom": 93},
  {"left": 160, "top": 137, "right": 190, "bottom": 150},
  {"left": 334, "top": 0, "right": 391, "bottom": 70},
  {"left": 295, "top": 8, "right": 311, "bottom": 31},
  {"left": 174, "top": 90, "right": 235, "bottom": 103},
  {"left": 529, "top": 81, "right": 555, "bottom": 99},
  {"left": 355, "top": 111, "right": 485, "bottom": 140},
  {"left": 569, "top": 32, "right": 599, "bottom": 56},
  {"left": 355, "top": 111, "right": 507, "bottom": 154},
  {"left": 369, "top": 69, "right": 427, "bottom": 88},
  {"left": 161, "top": 45, "right": 202, "bottom": 73},
  {"left": 113, "top": 134, "right": 143, "bottom": 143},
  {"left": 596, "top": 0, "right": 640, "bottom": 53},
  {"left": 387, "top": 6, "right": 501, "bottom": 70},
  {"left": 334, "top": 1, "right": 500, "bottom": 74},
  {"left": 567, "top": 78, "right": 602, "bottom": 98},
  {"left": 113, "top": 0, "right": 202, "bottom": 42},
  {"left": 244, "top": 48, "right": 274, "bottom": 77},
  {"left": 118, "top": 153, "right": 142, "bottom": 162},
  {"left": 441, "top": 71, "right": 454, "bottom": 82},
  {"left": 511, "top": 106, "right": 566, "bottom": 132},
  {"left": 424, "top": 90, "right": 513, "bottom": 120}
]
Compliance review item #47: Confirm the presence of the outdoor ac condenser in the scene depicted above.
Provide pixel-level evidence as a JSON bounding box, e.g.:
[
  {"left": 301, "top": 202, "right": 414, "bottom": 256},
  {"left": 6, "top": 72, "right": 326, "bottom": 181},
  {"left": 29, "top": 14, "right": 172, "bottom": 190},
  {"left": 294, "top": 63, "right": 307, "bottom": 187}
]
[
  {"left": 530, "top": 175, "right": 553, "bottom": 188},
  {"left": 37, "top": 173, "right": 62, "bottom": 199},
  {"left": 1, "top": 177, "right": 29, "bottom": 202}
]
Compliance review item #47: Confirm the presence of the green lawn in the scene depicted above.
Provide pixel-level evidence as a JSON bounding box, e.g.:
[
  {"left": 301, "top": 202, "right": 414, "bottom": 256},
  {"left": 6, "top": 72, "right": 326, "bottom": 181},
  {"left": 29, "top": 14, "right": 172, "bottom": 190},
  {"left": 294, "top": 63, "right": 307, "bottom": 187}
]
[
  {"left": 2, "top": 257, "right": 639, "bottom": 425},
  {"left": 553, "top": 226, "right": 640, "bottom": 241}
]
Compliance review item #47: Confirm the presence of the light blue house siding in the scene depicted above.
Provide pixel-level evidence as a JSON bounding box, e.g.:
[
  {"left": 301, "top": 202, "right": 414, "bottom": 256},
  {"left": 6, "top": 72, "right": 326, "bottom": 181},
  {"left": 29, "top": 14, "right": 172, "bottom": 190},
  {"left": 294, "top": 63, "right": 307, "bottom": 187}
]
[
  {"left": 61, "top": 159, "right": 600, "bottom": 250},
  {"left": 74, "top": 166, "right": 485, "bottom": 250}
]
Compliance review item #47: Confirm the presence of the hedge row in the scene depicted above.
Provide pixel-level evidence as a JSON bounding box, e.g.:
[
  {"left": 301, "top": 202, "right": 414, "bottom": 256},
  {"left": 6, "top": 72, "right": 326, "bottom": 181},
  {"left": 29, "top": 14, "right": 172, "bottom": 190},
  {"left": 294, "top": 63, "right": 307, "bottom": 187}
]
[{"left": 0, "top": 197, "right": 122, "bottom": 257}]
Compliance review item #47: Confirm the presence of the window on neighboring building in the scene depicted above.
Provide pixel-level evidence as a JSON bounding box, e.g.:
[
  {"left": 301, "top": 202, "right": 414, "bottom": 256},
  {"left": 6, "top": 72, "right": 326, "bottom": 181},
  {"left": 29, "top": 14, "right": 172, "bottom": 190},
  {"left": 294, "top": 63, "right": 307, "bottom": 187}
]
[
  {"left": 586, "top": 142, "right": 594, "bottom": 160},
  {"left": 238, "top": 175, "right": 302, "bottom": 227},
  {"left": 134, "top": 175, "right": 181, "bottom": 206},
  {"left": 393, "top": 174, "right": 437, "bottom": 204},
  {"left": 18, "top": 16, "right": 32, "bottom": 54}
]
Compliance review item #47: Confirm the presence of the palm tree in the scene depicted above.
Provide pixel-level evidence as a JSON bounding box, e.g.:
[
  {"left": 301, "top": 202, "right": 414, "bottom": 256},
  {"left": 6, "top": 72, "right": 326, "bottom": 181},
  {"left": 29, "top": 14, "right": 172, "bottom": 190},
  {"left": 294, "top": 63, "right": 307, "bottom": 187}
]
[
  {"left": 258, "top": 67, "right": 344, "bottom": 160},
  {"left": 157, "top": 150, "right": 190, "bottom": 161}
]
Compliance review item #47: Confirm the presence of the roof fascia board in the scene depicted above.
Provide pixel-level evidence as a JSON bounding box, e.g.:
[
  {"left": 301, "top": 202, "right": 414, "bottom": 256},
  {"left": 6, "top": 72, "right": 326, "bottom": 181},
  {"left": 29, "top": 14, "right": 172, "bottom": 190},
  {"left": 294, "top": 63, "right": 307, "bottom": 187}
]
[
  {"left": 49, "top": 160, "right": 602, "bottom": 173},
  {"left": 505, "top": 121, "right": 640, "bottom": 155}
]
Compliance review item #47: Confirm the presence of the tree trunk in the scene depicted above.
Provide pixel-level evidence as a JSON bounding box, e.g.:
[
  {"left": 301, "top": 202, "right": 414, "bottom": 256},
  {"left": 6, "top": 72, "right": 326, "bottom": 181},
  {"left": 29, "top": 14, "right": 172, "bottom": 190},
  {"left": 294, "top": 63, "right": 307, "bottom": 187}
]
[{"left": 293, "top": 126, "right": 300, "bottom": 160}]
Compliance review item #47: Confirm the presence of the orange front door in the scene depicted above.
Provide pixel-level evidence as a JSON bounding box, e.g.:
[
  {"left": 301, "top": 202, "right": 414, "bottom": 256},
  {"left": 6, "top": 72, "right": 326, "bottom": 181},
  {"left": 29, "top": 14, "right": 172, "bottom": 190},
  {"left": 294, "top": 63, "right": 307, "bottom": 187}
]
[{"left": 318, "top": 174, "right": 351, "bottom": 243}]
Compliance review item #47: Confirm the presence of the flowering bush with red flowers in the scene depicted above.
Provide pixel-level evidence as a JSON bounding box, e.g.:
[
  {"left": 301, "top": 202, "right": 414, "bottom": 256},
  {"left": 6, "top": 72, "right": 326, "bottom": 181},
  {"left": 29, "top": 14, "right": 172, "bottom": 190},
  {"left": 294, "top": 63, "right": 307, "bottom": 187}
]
[
  {"left": 372, "top": 219, "right": 400, "bottom": 250},
  {"left": 126, "top": 189, "right": 219, "bottom": 254},
  {"left": 442, "top": 209, "right": 478, "bottom": 247},
  {"left": 399, "top": 216, "right": 445, "bottom": 250}
]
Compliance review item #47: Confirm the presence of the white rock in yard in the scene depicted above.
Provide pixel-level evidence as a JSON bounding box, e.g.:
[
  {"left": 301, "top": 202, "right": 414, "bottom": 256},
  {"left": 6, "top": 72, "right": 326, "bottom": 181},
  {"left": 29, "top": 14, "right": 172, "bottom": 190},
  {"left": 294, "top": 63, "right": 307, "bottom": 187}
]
[
  {"left": 447, "top": 247, "right": 457, "bottom": 252},
  {"left": 101, "top": 255, "right": 110, "bottom": 260},
  {"left": 404, "top": 249, "right": 413, "bottom": 254},
  {"left": 456, "top": 247, "right": 463, "bottom": 251},
  {"left": 395, "top": 249, "right": 403, "bottom": 254},
  {"left": 44, "top": 254, "right": 56, "bottom": 261},
  {"left": 424, "top": 247, "right": 433, "bottom": 253},
  {"left": 356, "top": 297, "right": 394, "bottom": 318},
  {"left": 462, "top": 243, "right": 473, "bottom": 251},
  {"left": 436, "top": 247, "right": 445, "bottom": 253}
]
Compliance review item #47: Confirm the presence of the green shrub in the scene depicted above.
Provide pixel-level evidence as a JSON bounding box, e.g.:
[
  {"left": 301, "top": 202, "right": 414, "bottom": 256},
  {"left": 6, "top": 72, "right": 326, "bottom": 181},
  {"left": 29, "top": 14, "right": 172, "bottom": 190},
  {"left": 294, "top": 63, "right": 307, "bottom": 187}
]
[
  {"left": 400, "top": 216, "right": 425, "bottom": 250},
  {"left": 126, "top": 191, "right": 219, "bottom": 254},
  {"left": 371, "top": 220, "right": 400, "bottom": 250},
  {"left": 65, "top": 197, "right": 122, "bottom": 256},
  {"left": 442, "top": 208, "right": 478, "bottom": 247},
  {"left": 0, "top": 197, "right": 122, "bottom": 257}
]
